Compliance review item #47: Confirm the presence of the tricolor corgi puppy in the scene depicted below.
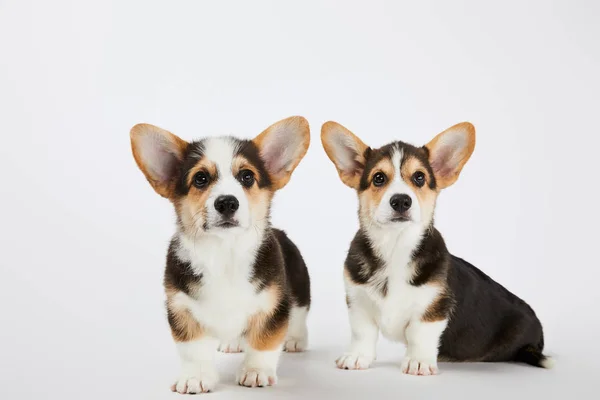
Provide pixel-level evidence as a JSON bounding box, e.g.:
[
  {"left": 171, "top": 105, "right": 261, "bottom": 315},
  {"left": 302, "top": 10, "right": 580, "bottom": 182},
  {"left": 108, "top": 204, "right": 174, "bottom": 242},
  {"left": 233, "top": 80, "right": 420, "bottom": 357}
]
[
  {"left": 321, "top": 121, "right": 552, "bottom": 375},
  {"left": 130, "top": 116, "right": 311, "bottom": 393}
]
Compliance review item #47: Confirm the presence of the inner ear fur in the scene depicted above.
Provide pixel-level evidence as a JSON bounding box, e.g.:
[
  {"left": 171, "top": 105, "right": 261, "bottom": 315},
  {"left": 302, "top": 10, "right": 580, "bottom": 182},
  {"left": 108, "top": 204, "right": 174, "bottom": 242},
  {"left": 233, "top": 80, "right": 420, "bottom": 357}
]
[
  {"left": 252, "top": 116, "right": 310, "bottom": 191},
  {"left": 424, "top": 122, "right": 476, "bottom": 189},
  {"left": 130, "top": 123, "right": 188, "bottom": 199},
  {"left": 321, "top": 121, "right": 370, "bottom": 190}
]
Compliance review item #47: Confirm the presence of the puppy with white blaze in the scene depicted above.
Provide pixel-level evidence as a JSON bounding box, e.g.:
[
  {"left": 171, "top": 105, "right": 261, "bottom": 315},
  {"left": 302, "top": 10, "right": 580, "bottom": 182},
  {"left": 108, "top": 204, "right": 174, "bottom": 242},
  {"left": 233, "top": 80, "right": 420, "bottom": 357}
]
[
  {"left": 130, "top": 116, "right": 311, "bottom": 393},
  {"left": 321, "top": 121, "right": 553, "bottom": 375}
]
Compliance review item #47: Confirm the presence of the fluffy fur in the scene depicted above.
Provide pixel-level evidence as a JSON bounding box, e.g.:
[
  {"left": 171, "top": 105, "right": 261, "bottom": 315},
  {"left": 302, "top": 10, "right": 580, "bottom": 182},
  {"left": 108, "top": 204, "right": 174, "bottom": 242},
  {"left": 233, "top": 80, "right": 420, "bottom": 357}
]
[
  {"left": 131, "top": 116, "right": 311, "bottom": 393},
  {"left": 322, "top": 120, "right": 552, "bottom": 375}
]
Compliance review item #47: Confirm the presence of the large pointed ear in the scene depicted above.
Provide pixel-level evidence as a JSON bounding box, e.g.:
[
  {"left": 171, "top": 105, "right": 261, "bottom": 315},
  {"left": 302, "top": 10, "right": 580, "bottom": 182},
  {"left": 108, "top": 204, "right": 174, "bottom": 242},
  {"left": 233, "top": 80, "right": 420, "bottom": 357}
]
[
  {"left": 130, "top": 123, "right": 188, "bottom": 198},
  {"left": 425, "top": 122, "right": 476, "bottom": 189},
  {"left": 252, "top": 116, "right": 310, "bottom": 191},
  {"left": 321, "top": 121, "right": 370, "bottom": 190}
]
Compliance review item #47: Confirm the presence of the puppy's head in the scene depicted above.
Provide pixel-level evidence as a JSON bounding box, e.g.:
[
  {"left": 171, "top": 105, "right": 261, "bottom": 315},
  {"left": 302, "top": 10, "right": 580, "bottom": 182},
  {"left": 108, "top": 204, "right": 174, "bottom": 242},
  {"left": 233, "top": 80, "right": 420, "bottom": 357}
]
[
  {"left": 131, "top": 116, "right": 310, "bottom": 238},
  {"left": 321, "top": 121, "right": 475, "bottom": 230}
]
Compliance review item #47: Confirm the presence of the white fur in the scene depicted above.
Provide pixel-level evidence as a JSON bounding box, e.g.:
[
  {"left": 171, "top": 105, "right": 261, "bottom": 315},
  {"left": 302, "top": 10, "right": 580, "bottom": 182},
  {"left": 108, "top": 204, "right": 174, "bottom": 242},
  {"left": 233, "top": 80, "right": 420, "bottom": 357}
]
[
  {"left": 174, "top": 231, "right": 270, "bottom": 342},
  {"left": 237, "top": 348, "right": 281, "bottom": 387},
  {"left": 336, "top": 288, "right": 378, "bottom": 369},
  {"left": 284, "top": 306, "right": 309, "bottom": 352},
  {"left": 401, "top": 319, "right": 447, "bottom": 375},
  {"left": 202, "top": 138, "right": 252, "bottom": 231},
  {"left": 339, "top": 148, "right": 446, "bottom": 375},
  {"left": 540, "top": 357, "right": 555, "bottom": 369},
  {"left": 218, "top": 337, "right": 245, "bottom": 353},
  {"left": 173, "top": 338, "right": 219, "bottom": 394}
]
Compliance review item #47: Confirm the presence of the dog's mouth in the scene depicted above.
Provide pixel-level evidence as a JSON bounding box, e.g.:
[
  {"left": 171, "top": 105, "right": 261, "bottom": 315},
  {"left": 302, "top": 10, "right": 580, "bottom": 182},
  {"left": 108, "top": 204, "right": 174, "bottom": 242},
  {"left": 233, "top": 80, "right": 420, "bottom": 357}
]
[
  {"left": 390, "top": 215, "right": 411, "bottom": 223},
  {"left": 214, "top": 219, "right": 239, "bottom": 229}
]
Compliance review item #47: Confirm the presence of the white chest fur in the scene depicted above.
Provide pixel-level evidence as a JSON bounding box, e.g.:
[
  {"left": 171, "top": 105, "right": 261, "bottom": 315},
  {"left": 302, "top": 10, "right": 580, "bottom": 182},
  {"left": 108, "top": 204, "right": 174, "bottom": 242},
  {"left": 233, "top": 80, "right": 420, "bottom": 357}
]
[
  {"left": 355, "top": 224, "right": 441, "bottom": 344},
  {"left": 171, "top": 229, "right": 272, "bottom": 341}
]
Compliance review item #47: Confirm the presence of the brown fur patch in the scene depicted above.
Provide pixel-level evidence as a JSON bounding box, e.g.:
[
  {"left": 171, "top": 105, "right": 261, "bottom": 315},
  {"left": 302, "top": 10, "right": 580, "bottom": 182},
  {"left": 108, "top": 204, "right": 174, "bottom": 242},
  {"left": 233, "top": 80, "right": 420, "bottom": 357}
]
[
  {"left": 185, "top": 160, "right": 218, "bottom": 188},
  {"left": 358, "top": 158, "right": 395, "bottom": 225},
  {"left": 245, "top": 285, "right": 288, "bottom": 351},
  {"left": 166, "top": 289, "right": 204, "bottom": 342},
  {"left": 400, "top": 155, "right": 438, "bottom": 225},
  {"left": 422, "top": 291, "right": 454, "bottom": 323},
  {"left": 231, "top": 154, "right": 274, "bottom": 220},
  {"left": 175, "top": 189, "right": 212, "bottom": 236},
  {"left": 130, "top": 123, "right": 188, "bottom": 199},
  {"left": 321, "top": 121, "right": 369, "bottom": 190},
  {"left": 231, "top": 156, "right": 261, "bottom": 185},
  {"left": 174, "top": 159, "right": 219, "bottom": 235}
]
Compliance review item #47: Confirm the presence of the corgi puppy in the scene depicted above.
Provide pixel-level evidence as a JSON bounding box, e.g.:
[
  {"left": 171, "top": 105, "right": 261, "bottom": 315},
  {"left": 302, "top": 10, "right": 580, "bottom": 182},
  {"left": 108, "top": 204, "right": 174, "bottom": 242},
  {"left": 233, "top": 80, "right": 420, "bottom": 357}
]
[
  {"left": 130, "top": 116, "right": 311, "bottom": 393},
  {"left": 321, "top": 121, "right": 552, "bottom": 375}
]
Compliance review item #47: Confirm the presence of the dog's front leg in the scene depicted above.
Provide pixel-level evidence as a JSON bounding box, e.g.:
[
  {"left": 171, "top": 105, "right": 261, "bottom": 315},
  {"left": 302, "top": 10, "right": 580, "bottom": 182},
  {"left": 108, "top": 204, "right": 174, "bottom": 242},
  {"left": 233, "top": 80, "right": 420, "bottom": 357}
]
[
  {"left": 237, "top": 310, "right": 288, "bottom": 387},
  {"left": 336, "top": 292, "right": 379, "bottom": 370},
  {"left": 401, "top": 319, "right": 447, "bottom": 376},
  {"left": 168, "top": 301, "right": 219, "bottom": 394}
]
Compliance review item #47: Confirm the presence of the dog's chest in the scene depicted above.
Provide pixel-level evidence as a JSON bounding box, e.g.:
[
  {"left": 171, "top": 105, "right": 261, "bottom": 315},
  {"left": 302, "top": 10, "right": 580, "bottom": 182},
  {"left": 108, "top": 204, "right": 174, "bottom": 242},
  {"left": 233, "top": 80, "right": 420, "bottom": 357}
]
[
  {"left": 358, "top": 227, "right": 439, "bottom": 343},
  {"left": 187, "top": 272, "right": 268, "bottom": 340},
  {"left": 366, "top": 238, "right": 440, "bottom": 343},
  {"left": 175, "top": 233, "right": 270, "bottom": 340},
  {"left": 371, "top": 271, "right": 439, "bottom": 343}
]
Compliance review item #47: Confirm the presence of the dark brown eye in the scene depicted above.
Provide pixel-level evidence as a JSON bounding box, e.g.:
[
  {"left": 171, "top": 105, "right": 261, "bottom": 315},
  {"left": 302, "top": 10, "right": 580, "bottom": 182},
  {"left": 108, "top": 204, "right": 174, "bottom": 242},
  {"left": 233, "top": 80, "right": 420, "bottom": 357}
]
[
  {"left": 373, "top": 172, "right": 387, "bottom": 187},
  {"left": 238, "top": 169, "right": 255, "bottom": 187},
  {"left": 412, "top": 171, "right": 426, "bottom": 187},
  {"left": 193, "top": 171, "right": 210, "bottom": 188}
]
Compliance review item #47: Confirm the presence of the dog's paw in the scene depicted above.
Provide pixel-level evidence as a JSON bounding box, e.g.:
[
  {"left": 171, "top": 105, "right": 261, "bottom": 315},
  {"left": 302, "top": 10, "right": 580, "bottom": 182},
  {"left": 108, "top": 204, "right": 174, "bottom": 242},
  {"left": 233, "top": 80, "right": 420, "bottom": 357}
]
[
  {"left": 236, "top": 367, "right": 277, "bottom": 388},
  {"left": 218, "top": 339, "right": 244, "bottom": 353},
  {"left": 400, "top": 357, "right": 439, "bottom": 376},
  {"left": 171, "top": 371, "right": 218, "bottom": 394},
  {"left": 335, "top": 353, "right": 374, "bottom": 370},
  {"left": 283, "top": 337, "right": 307, "bottom": 353}
]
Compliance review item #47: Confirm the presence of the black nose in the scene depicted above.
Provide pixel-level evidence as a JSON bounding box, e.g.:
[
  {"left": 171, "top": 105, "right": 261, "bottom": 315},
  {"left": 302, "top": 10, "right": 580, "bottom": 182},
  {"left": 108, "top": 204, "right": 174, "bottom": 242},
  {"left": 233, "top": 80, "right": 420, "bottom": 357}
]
[
  {"left": 214, "top": 195, "right": 239, "bottom": 217},
  {"left": 390, "top": 194, "right": 412, "bottom": 212}
]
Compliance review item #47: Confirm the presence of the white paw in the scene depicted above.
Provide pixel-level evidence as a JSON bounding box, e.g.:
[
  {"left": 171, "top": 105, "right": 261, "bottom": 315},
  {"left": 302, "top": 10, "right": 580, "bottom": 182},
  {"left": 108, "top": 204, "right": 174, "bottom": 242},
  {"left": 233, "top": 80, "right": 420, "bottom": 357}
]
[
  {"left": 237, "top": 367, "right": 277, "bottom": 388},
  {"left": 283, "top": 337, "right": 307, "bottom": 352},
  {"left": 401, "top": 357, "right": 439, "bottom": 376},
  {"left": 335, "top": 353, "right": 374, "bottom": 370},
  {"left": 218, "top": 339, "right": 244, "bottom": 353},
  {"left": 171, "top": 372, "right": 218, "bottom": 394}
]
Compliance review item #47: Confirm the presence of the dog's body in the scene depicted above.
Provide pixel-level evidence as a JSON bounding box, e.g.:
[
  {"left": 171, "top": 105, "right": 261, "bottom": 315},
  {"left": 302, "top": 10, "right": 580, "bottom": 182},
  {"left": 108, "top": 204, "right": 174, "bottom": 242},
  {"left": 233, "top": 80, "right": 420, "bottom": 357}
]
[
  {"left": 131, "top": 117, "right": 311, "bottom": 393},
  {"left": 322, "top": 122, "right": 552, "bottom": 375}
]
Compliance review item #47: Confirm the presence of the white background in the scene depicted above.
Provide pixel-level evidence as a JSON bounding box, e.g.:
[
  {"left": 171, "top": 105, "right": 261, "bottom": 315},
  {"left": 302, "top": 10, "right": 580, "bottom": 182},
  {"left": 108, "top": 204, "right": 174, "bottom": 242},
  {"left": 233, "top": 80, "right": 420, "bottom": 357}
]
[{"left": 1, "top": 1, "right": 598, "bottom": 399}]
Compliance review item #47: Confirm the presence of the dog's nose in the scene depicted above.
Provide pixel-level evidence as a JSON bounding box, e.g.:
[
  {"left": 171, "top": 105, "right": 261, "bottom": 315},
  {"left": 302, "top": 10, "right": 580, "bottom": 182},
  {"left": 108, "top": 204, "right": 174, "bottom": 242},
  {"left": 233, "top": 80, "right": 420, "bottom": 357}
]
[
  {"left": 390, "top": 194, "right": 412, "bottom": 212},
  {"left": 214, "top": 195, "right": 239, "bottom": 217}
]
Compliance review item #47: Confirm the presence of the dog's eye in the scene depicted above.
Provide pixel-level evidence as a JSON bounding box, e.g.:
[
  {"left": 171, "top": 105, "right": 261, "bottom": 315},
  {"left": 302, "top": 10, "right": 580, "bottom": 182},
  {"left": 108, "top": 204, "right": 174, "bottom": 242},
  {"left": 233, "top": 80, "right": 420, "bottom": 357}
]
[
  {"left": 373, "top": 172, "right": 387, "bottom": 187},
  {"left": 412, "top": 171, "right": 425, "bottom": 187},
  {"left": 238, "top": 169, "right": 255, "bottom": 188},
  {"left": 193, "top": 171, "right": 210, "bottom": 188}
]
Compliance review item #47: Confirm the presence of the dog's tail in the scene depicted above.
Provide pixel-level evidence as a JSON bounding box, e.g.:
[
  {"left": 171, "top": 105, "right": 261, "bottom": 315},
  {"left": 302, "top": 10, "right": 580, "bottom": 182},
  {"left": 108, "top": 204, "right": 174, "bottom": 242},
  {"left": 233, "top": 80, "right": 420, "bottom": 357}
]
[{"left": 516, "top": 345, "right": 555, "bottom": 369}]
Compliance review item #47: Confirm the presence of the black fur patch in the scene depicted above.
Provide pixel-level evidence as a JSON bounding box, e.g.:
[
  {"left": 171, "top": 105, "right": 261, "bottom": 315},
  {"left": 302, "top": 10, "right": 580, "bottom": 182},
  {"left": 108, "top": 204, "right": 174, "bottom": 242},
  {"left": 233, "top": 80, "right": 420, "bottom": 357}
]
[
  {"left": 410, "top": 227, "right": 450, "bottom": 286},
  {"left": 345, "top": 230, "right": 385, "bottom": 285},
  {"left": 175, "top": 141, "right": 206, "bottom": 196},
  {"left": 273, "top": 229, "right": 311, "bottom": 308},
  {"left": 438, "top": 255, "right": 545, "bottom": 364},
  {"left": 164, "top": 238, "right": 202, "bottom": 295},
  {"left": 249, "top": 228, "right": 310, "bottom": 308}
]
